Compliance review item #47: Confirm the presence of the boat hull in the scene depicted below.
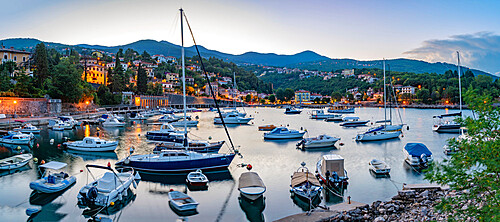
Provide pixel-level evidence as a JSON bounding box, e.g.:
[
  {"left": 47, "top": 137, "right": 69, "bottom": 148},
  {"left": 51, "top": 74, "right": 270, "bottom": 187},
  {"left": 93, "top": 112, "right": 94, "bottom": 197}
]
[
  {"left": 0, "top": 154, "right": 32, "bottom": 170},
  {"left": 66, "top": 143, "right": 118, "bottom": 152},
  {"left": 30, "top": 176, "right": 76, "bottom": 193},
  {"left": 340, "top": 121, "right": 369, "bottom": 127},
  {"left": 116, "top": 154, "right": 236, "bottom": 173},
  {"left": 327, "top": 108, "right": 355, "bottom": 114},
  {"left": 264, "top": 133, "right": 305, "bottom": 140},
  {"left": 214, "top": 118, "right": 252, "bottom": 124},
  {"left": 356, "top": 131, "right": 401, "bottom": 141},
  {"left": 432, "top": 124, "right": 461, "bottom": 133}
]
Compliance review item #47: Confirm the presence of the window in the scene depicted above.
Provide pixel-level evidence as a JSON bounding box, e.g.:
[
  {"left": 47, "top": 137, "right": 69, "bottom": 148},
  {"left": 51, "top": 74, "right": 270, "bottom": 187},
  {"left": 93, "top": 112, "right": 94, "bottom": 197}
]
[
  {"left": 3, "top": 55, "right": 6, "bottom": 60},
  {"left": 22, "top": 57, "right": 25, "bottom": 62},
  {"left": 13, "top": 56, "right": 16, "bottom": 61}
]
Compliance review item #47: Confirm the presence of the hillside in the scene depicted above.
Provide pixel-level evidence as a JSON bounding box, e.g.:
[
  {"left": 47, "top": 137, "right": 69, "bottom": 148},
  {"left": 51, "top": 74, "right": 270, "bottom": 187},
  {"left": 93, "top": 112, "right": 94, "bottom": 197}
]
[{"left": 0, "top": 38, "right": 496, "bottom": 78}]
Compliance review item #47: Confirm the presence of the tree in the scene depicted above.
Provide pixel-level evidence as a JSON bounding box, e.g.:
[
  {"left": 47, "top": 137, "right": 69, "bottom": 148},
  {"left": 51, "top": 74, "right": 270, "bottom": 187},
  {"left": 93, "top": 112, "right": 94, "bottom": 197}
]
[
  {"left": 141, "top": 50, "right": 152, "bottom": 62},
  {"left": 245, "top": 94, "right": 252, "bottom": 103},
  {"left": 33, "top": 43, "right": 49, "bottom": 88},
  {"left": 331, "top": 92, "right": 342, "bottom": 102},
  {"left": 425, "top": 90, "right": 500, "bottom": 221},
  {"left": 284, "top": 88, "right": 295, "bottom": 101},
  {"left": 268, "top": 94, "right": 276, "bottom": 103},
  {"left": 116, "top": 48, "right": 124, "bottom": 58},
  {"left": 416, "top": 88, "right": 430, "bottom": 104},
  {"left": 47, "top": 58, "right": 86, "bottom": 103},
  {"left": 275, "top": 88, "right": 285, "bottom": 102},
  {"left": 136, "top": 64, "right": 148, "bottom": 94}
]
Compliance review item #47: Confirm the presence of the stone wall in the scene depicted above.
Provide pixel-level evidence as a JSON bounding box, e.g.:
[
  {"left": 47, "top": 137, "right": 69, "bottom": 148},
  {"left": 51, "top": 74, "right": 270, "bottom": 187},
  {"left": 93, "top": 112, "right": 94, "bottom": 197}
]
[{"left": 0, "top": 97, "right": 61, "bottom": 117}]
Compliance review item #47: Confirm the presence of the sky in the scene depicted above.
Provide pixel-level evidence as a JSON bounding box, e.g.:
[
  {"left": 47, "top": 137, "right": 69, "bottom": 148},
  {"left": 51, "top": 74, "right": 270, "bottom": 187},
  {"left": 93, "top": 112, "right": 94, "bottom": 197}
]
[{"left": 2, "top": 0, "right": 500, "bottom": 74}]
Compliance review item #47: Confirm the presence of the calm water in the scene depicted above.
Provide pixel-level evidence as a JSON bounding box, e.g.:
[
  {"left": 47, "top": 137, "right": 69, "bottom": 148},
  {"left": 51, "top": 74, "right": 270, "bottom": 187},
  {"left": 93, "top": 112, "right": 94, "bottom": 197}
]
[{"left": 0, "top": 107, "right": 469, "bottom": 222}]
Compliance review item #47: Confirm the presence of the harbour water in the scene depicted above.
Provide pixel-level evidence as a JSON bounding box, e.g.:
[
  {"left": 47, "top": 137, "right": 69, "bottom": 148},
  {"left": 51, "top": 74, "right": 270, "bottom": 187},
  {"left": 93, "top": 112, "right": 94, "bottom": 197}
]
[{"left": 0, "top": 107, "right": 468, "bottom": 221}]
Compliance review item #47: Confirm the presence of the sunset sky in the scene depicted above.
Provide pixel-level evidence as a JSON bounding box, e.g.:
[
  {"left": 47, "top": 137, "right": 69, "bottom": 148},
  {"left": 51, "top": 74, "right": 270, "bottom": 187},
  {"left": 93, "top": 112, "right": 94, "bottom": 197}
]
[{"left": 2, "top": 0, "right": 500, "bottom": 74}]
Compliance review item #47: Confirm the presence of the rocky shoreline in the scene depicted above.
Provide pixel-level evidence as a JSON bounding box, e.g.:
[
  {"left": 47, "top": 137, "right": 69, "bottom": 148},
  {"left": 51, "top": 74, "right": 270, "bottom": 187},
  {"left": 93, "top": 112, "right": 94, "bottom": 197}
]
[{"left": 322, "top": 187, "right": 453, "bottom": 222}]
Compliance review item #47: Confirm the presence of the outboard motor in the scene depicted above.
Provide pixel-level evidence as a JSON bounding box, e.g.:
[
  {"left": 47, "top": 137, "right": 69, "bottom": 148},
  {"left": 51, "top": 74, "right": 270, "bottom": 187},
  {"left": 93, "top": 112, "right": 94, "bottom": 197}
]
[{"left": 84, "top": 186, "right": 98, "bottom": 206}]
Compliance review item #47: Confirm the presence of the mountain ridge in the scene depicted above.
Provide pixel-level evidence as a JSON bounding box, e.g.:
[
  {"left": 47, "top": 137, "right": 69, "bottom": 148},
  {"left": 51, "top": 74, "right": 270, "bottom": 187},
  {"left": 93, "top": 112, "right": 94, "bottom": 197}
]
[{"left": 0, "top": 37, "right": 496, "bottom": 78}]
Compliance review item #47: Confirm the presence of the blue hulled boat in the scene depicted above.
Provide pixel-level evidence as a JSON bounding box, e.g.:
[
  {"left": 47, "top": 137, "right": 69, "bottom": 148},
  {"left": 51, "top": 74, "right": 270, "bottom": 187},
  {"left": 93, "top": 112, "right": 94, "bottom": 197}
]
[{"left": 115, "top": 150, "right": 235, "bottom": 173}]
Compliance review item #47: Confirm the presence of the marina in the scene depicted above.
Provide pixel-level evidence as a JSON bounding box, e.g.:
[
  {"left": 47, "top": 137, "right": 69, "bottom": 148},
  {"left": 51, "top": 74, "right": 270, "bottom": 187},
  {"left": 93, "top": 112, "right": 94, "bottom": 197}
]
[{"left": 0, "top": 106, "right": 468, "bottom": 221}]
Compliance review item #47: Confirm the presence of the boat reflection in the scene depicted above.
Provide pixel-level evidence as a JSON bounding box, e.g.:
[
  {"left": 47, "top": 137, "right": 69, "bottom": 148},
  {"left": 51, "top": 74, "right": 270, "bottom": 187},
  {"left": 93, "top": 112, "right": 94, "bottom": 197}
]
[
  {"left": 66, "top": 150, "right": 118, "bottom": 161},
  {"left": 322, "top": 188, "right": 344, "bottom": 205},
  {"left": 239, "top": 195, "right": 265, "bottom": 222},
  {"left": 0, "top": 164, "right": 31, "bottom": 177},
  {"left": 139, "top": 170, "right": 233, "bottom": 185},
  {"left": 83, "top": 188, "right": 136, "bottom": 218},
  {"left": 290, "top": 194, "right": 321, "bottom": 212},
  {"left": 27, "top": 203, "right": 67, "bottom": 222},
  {"left": 298, "top": 146, "right": 338, "bottom": 152},
  {"left": 29, "top": 184, "right": 75, "bottom": 206},
  {"left": 0, "top": 143, "right": 32, "bottom": 156}
]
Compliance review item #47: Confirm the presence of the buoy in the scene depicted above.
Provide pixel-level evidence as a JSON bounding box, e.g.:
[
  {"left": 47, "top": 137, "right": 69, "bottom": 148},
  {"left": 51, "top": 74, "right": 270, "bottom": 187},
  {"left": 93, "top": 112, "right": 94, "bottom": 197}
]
[
  {"left": 170, "top": 189, "right": 174, "bottom": 192},
  {"left": 80, "top": 169, "right": 84, "bottom": 172},
  {"left": 33, "top": 157, "right": 38, "bottom": 163},
  {"left": 16, "top": 146, "right": 21, "bottom": 150},
  {"left": 339, "top": 143, "right": 344, "bottom": 146},
  {"left": 50, "top": 139, "right": 54, "bottom": 145},
  {"left": 129, "top": 147, "right": 134, "bottom": 154},
  {"left": 246, "top": 164, "right": 253, "bottom": 170},
  {"left": 110, "top": 202, "right": 115, "bottom": 206},
  {"left": 208, "top": 136, "right": 212, "bottom": 140},
  {"left": 36, "top": 143, "right": 39, "bottom": 148},
  {"left": 138, "top": 134, "right": 140, "bottom": 136},
  {"left": 107, "top": 162, "right": 111, "bottom": 167},
  {"left": 97, "top": 127, "right": 100, "bottom": 131},
  {"left": 57, "top": 144, "right": 61, "bottom": 148},
  {"left": 41, "top": 160, "right": 46, "bottom": 164}
]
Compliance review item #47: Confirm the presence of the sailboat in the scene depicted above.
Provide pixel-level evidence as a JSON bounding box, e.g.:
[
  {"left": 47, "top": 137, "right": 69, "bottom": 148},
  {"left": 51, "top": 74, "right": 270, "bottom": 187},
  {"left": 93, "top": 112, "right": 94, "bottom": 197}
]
[
  {"left": 356, "top": 60, "right": 402, "bottom": 141},
  {"left": 433, "top": 51, "right": 463, "bottom": 133},
  {"left": 214, "top": 72, "right": 253, "bottom": 124},
  {"left": 115, "top": 8, "right": 236, "bottom": 173}
]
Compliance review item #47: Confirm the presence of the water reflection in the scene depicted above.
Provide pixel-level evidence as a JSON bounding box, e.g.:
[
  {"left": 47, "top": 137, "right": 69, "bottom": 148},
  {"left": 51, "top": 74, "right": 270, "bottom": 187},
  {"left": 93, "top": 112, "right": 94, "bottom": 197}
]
[
  {"left": 29, "top": 184, "right": 75, "bottom": 206},
  {"left": 27, "top": 202, "right": 67, "bottom": 222},
  {"left": 140, "top": 170, "right": 233, "bottom": 185},
  {"left": 239, "top": 195, "right": 265, "bottom": 222},
  {"left": 0, "top": 164, "right": 31, "bottom": 177},
  {"left": 290, "top": 194, "right": 321, "bottom": 212},
  {"left": 66, "top": 150, "right": 118, "bottom": 161},
  {"left": 83, "top": 188, "right": 136, "bottom": 218}
]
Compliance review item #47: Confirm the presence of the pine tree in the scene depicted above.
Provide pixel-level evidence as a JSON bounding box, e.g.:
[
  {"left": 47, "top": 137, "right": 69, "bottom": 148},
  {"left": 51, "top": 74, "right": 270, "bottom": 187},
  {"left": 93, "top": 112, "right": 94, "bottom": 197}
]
[
  {"left": 136, "top": 63, "right": 147, "bottom": 94},
  {"left": 33, "top": 43, "right": 49, "bottom": 88}
]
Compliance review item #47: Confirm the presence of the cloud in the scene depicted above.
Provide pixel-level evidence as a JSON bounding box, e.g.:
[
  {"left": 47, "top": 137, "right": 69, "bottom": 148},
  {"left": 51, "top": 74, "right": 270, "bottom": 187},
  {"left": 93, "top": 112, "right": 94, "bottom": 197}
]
[{"left": 404, "top": 32, "right": 500, "bottom": 75}]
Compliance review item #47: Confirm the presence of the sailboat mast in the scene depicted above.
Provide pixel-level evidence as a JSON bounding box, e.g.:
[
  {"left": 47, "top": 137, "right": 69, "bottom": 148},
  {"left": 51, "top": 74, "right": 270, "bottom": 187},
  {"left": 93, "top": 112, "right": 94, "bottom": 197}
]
[
  {"left": 457, "top": 51, "right": 462, "bottom": 117},
  {"left": 233, "top": 72, "right": 236, "bottom": 108},
  {"left": 180, "top": 8, "right": 187, "bottom": 140},
  {"left": 383, "top": 59, "right": 387, "bottom": 126}
]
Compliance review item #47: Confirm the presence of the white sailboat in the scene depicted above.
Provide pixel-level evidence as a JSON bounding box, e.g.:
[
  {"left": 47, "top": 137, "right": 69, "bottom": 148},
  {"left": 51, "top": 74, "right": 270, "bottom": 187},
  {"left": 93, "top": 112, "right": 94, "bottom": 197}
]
[{"left": 356, "top": 60, "right": 402, "bottom": 141}]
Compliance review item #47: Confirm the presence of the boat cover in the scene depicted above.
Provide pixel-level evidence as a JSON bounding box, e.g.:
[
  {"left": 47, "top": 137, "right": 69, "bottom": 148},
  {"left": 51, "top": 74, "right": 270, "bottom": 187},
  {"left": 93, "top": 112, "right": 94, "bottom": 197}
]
[
  {"left": 39, "top": 161, "right": 67, "bottom": 170},
  {"left": 291, "top": 172, "right": 320, "bottom": 187},
  {"left": 238, "top": 172, "right": 265, "bottom": 189},
  {"left": 404, "top": 143, "right": 432, "bottom": 157},
  {"left": 433, "top": 112, "right": 461, "bottom": 118}
]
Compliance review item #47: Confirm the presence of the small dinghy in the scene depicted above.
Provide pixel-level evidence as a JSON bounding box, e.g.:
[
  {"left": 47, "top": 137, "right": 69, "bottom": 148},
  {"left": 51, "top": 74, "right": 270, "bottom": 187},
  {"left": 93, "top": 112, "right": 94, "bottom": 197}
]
[
  {"left": 238, "top": 172, "right": 266, "bottom": 200},
  {"left": 0, "top": 153, "right": 32, "bottom": 170},
  {"left": 168, "top": 190, "right": 199, "bottom": 212},
  {"left": 186, "top": 169, "right": 209, "bottom": 186},
  {"left": 258, "top": 124, "right": 276, "bottom": 131},
  {"left": 64, "top": 137, "right": 118, "bottom": 152},
  {"left": 77, "top": 165, "right": 138, "bottom": 208},
  {"left": 369, "top": 159, "right": 390, "bottom": 175},
  {"left": 290, "top": 162, "right": 322, "bottom": 201},
  {"left": 30, "top": 161, "right": 76, "bottom": 193}
]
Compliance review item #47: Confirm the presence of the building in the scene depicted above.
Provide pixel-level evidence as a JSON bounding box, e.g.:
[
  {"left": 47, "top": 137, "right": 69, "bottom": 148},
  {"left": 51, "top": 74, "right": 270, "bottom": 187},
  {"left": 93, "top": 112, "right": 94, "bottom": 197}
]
[
  {"left": 341, "top": 69, "right": 355, "bottom": 77},
  {"left": 295, "top": 90, "right": 311, "bottom": 103},
  {"left": 311, "top": 93, "right": 322, "bottom": 100},
  {"left": 204, "top": 83, "right": 219, "bottom": 96},
  {"left": 106, "top": 61, "right": 128, "bottom": 71},
  {"left": 165, "top": 73, "right": 179, "bottom": 82},
  {"left": 401, "top": 86, "right": 416, "bottom": 94},
  {"left": 82, "top": 64, "right": 108, "bottom": 85},
  {"left": 1, "top": 46, "right": 31, "bottom": 66}
]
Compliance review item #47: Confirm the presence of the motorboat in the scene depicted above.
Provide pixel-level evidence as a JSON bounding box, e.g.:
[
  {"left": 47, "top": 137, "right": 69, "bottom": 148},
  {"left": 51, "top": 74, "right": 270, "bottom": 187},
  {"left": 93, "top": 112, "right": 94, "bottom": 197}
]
[
  {"left": 316, "top": 154, "right": 349, "bottom": 188},
  {"left": 145, "top": 124, "right": 181, "bottom": 142},
  {"left": 170, "top": 118, "right": 199, "bottom": 127},
  {"left": 327, "top": 106, "right": 355, "bottom": 114},
  {"left": 115, "top": 150, "right": 236, "bottom": 173},
  {"left": 404, "top": 143, "right": 433, "bottom": 167},
  {"left": 168, "top": 191, "right": 199, "bottom": 212},
  {"left": 146, "top": 132, "right": 185, "bottom": 144},
  {"left": 214, "top": 113, "right": 253, "bottom": 124},
  {"left": 238, "top": 172, "right": 266, "bottom": 200},
  {"left": 284, "top": 107, "right": 301, "bottom": 114},
  {"left": 129, "top": 112, "right": 147, "bottom": 120},
  {"left": 140, "top": 110, "right": 156, "bottom": 117},
  {"left": 51, "top": 119, "right": 72, "bottom": 131},
  {"left": 77, "top": 165, "right": 138, "bottom": 208},
  {"left": 159, "top": 108, "right": 175, "bottom": 114},
  {"left": 0, "top": 153, "right": 32, "bottom": 170},
  {"left": 64, "top": 137, "right": 118, "bottom": 152},
  {"left": 258, "top": 124, "right": 277, "bottom": 131},
  {"left": 186, "top": 169, "right": 209, "bottom": 186},
  {"left": 324, "top": 114, "right": 343, "bottom": 122},
  {"left": 356, "top": 125, "right": 401, "bottom": 141},
  {"left": 443, "top": 134, "right": 469, "bottom": 155},
  {"left": 154, "top": 140, "right": 224, "bottom": 153},
  {"left": 102, "top": 118, "right": 125, "bottom": 127},
  {"left": 290, "top": 163, "right": 322, "bottom": 201},
  {"left": 112, "top": 114, "right": 125, "bottom": 122},
  {"left": 14, "top": 123, "right": 40, "bottom": 134},
  {"left": 263, "top": 127, "right": 305, "bottom": 140},
  {"left": 58, "top": 116, "right": 79, "bottom": 127},
  {"left": 158, "top": 114, "right": 181, "bottom": 123},
  {"left": 29, "top": 161, "right": 76, "bottom": 193},
  {"left": 0, "top": 131, "right": 34, "bottom": 145},
  {"left": 339, "top": 117, "right": 369, "bottom": 127},
  {"left": 369, "top": 159, "right": 390, "bottom": 175},
  {"left": 187, "top": 107, "right": 203, "bottom": 112},
  {"left": 309, "top": 109, "right": 339, "bottom": 119},
  {"left": 296, "top": 134, "right": 340, "bottom": 149},
  {"left": 432, "top": 113, "right": 462, "bottom": 133}
]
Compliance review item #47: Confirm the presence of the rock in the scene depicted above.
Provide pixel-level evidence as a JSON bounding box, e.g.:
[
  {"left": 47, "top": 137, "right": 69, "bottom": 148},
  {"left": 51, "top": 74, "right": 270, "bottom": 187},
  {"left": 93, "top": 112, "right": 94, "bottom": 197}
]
[
  {"left": 378, "top": 208, "right": 386, "bottom": 214},
  {"left": 374, "top": 216, "right": 385, "bottom": 222},
  {"left": 419, "top": 190, "right": 430, "bottom": 198},
  {"left": 421, "top": 206, "right": 428, "bottom": 216},
  {"left": 423, "top": 200, "right": 432, "bottom": 206},
  {"left": 363, "top": 214, "right": 370, "bottom": 220}
]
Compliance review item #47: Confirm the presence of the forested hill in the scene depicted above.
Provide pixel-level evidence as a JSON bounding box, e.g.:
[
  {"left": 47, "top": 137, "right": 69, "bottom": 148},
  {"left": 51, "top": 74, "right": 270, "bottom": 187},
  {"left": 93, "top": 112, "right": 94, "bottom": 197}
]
[{"left": 288, "top": 58, "right": 496, "bottom": 78}]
